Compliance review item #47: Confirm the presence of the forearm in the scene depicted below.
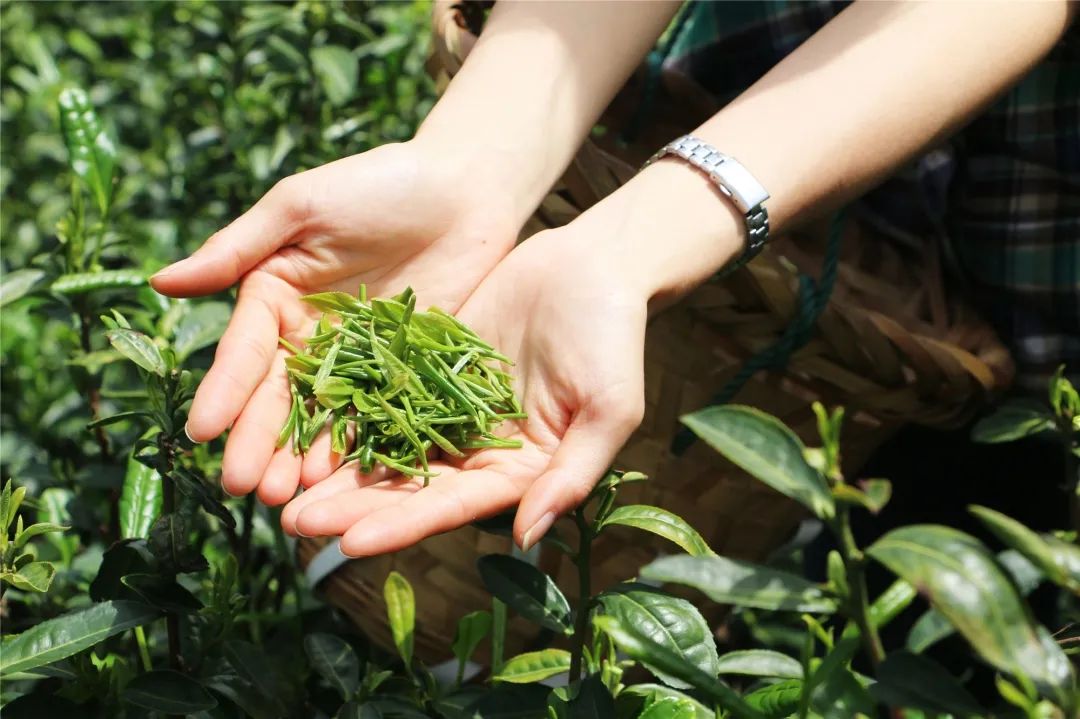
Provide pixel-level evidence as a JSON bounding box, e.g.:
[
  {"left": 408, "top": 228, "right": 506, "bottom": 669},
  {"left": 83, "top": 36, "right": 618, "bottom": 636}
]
[
  {"left": 580, "top": 0, "right": 1075, "bottom": 303},
  {"left": 414, "top": 0, "right": 679, "bottom": 227}
]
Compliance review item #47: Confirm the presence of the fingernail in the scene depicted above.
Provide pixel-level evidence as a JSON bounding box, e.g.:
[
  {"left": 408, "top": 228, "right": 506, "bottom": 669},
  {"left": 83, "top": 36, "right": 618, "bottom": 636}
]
[
  {"left": 183, "top": 423, "right": 202, "bottom": 445},
  {"left": 337, "top": 543, "right": 359, "bottom": 560},
  {"left": 151, "top": 257, "right": 190, "bottom": 280},
  {"left": 521, "top": 512, "right": 556, "bottom": 552}
]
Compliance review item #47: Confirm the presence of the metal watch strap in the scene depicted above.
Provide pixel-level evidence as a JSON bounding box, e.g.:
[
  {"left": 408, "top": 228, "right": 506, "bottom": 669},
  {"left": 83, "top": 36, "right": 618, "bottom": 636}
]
[{"left": 644, "top": 135, "right": 770, "bottom": 266}]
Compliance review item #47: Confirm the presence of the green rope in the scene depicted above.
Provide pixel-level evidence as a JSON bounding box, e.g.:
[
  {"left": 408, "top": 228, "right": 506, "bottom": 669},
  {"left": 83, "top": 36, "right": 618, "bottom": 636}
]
[{"left": 672, "top": 208, "right": 848, "bottom": 454}]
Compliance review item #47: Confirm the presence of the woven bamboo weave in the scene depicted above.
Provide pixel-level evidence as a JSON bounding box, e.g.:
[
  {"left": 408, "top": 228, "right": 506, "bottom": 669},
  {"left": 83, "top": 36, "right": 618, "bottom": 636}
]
[{"left": 297, "top": 3, "right": 1015, "bottom": 664}]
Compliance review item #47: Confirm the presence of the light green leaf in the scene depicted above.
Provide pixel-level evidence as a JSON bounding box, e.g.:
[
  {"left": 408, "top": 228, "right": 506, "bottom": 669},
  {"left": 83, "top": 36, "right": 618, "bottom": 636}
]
[
  {"left": 0, "top": 600, "right": 159, "bottom": 675},
  {"left": 597, "top": 584, "right": 718, "bottom": 689},
  {"left": 123, "top": 669, "right": 217, "bottom": 714},
  {"left": 870, "top": 650, "right": 984, "bottom": 717},
  {"left": 451, "top": 610, "right": 492, "bottom": 673},
  {"left": 173, "top": 301, "right": 231, "bottom": 362},
  {"left": 1, "top": 269, "right": 47, "bottom": 307},
  {"left": 106, "top": 328, "right": 166, "bottom": 376},
  {"left": 492, "top": 649, "right": 571, "bottom": 684},
  {"left": 714, "top": 650, "right": 803, "bottom": 680},
  {"left": 51, "top": 269, "right": 146, "bottom": 295},
  {"left": 599, "top": 505, "right": 713, "bottom": 557},
  {"left": 640, "top": 554, "right": 838, "bottom": 613},
  {"left": 832, "top": 479, "right": 891, "bottom": 514},
  {"left": 743, "top": 679, "right": 802, "bottom": 718},
  {"left": 477, "top": 554, "right": 572, "bottom": 634},
  {"left": 3, "top": 562, "right": 56, "bottom": 593},
  {"left": 971, "top": 401, "right": 1056, "bottom": 444},
  {"left": 120, "top": 449, "right": 162, "bottom": 540},
  {"left": 638, "top": 696, "right": 701, "bottom": 719},
  {"left": 304, "top": 632, "right": 360, "bottom": 701},
  {"left": 312, "top": 45, "right": 358, "bottom": 106},
  {"left": 681, "top": 405, "right": 834, "bottom": 519},
  {"left": 13, "top": 521, "right": 67, "bottom": 549},
  {"left": 970, "top": 505, "right": 1080, "bottom": 594},
  {"left": 620, "top": 685, "right": 713, "bottom": 719},
  {"left": 868, "top": 525, "right": 1074, "bottom": 701},
  {"left": 384, "top": 570, "right": 415, "bottom": 665},
  {"left": 58, "top": 86, "right": 117, "bottom": 215}
]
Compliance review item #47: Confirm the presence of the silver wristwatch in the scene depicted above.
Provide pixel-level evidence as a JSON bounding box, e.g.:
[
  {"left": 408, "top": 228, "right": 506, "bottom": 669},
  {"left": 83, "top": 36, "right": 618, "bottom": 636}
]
[{"left": 644, "top": 135, "right": 770, "bottom": 266}]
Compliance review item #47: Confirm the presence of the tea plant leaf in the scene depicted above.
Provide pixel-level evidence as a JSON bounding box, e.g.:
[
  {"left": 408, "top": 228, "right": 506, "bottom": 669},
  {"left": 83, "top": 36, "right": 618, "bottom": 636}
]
[
  {"left": 0, "top": 600, "right": 159, "bottom": 675},
  {"left": 492, "top": 648, "right": 571, "bottom": 683},
  {"left": 173, "top": 300, "right": 231, "bottom": 362},
  {"left": 121, "top": 573, "right": 203, "bottom": 613},
  {"left": 120, "top": 449, "right": 162, "bottom": 540},
  {"left": 558, "top": 672, "right": 615, "bottom": 718},
  {"left": 2, "top": 561, "right": 55, "bottom": 593},
  {"left": 312, "top": 45, "right": 358, "bottom": 106},
  {"left": 222, "top": 640, "right": 288, "bottom": 712},
  {"left": 714, "top": 650, "right": 803, "bottom": 680},
  {"left": 870, "top": 650, "right": 984, "bottom": 717},
  {"left": 51, "top": 269, "right": 145, "bottom": 295},
  {"left": 621, "top": 685, "right": 714, "bottom": 719},
  {"left": 597, "top": 584, "right": 718, "bottom": 689},
  {"left": 123, "top": 669, "right": 218, "bottom": 714},
  {"left": 304, "top": 632, "right": 360, "bottom": 700},
  {"left": 681, "top": 405, "right": 834, "bottom": 520},
  {"left": 477, "top": 554, "right": 572, "bottom": 634},
  {"left": 970, "top": 505, "right": 1080, "bottom": 594},
  {"left": 868, "top": 525, "right": 1074, "bottom": 701},
  {"left": 0, "top": 268, "right": 47, "bottom": 307},
  {"left": 971, "top": 400, "right": 1056, "bottom": 444},
  {"left": 106, "top": 328, "right": 166, "bottom": 376},
  {"left": 743, "top": 679, "right": 802, "bottom": 718},
  {"left": 203, "top": 656, "right": 284, "bottom": 719},
  {"left": 638, "top": 696, "right": 700, "bottom": 719},
  {"left": 58, "top": 86, "right": 116, "bottom": 215},
  {"left": 335, "top": 701, "right": 383, "bottom": 719},
  {"left": 593, "top": 616, "right": 765, "bottom": 719},
  {"left": 599, "top": 505, "right": 714, "bottom": 557},
  {"left": 451, "top": 610, "right": 492, "bottom": 675},
  {"left": 384, "top": 570, "right": 415, "bottom": 665},
  {"left": 832, "top": 478, "right": 891, "bottom": 514},
  {"left": 13, "top": 521, "right": 67, "bottom": 549},
  {"left": 640, "top": 554, "right": 839, "bottom": 613}
]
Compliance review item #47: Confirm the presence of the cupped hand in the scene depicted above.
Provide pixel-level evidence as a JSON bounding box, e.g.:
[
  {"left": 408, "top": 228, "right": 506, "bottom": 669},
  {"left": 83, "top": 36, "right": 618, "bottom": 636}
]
[
  {"left": 280, "top": 229, "right": 650, "bottom": 556},
  {"left": 150, "top": 141, "right": 519, "bottom": 505}
]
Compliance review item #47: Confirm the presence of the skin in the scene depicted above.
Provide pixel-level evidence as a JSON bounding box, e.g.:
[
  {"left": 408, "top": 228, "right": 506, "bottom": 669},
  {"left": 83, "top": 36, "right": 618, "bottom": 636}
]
[{"left": 155, "top": 0, "right": 1075, "bottom": 555}]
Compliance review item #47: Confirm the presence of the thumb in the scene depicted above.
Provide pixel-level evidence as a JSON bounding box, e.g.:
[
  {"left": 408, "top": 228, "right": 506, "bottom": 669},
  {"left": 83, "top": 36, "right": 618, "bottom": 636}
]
[
  {"left": 513, "top": 394, "right": 644, "bottom": 551},
  {"left": 150, "top": 176, "right": 309, "bottom": 297}
]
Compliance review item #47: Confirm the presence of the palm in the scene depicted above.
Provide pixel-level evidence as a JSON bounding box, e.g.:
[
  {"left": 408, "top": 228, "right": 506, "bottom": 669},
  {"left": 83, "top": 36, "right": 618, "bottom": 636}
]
[
  {"left": 152, "top": 143, "right": 517, "bottom": 505},
  {"left": 280, "top": 233, "right": 649, "bottom": 556}
]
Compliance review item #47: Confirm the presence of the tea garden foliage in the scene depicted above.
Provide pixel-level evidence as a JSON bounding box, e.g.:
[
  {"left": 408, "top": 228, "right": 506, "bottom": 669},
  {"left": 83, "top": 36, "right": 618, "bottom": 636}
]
[{"left": 1, "top": 2, "right": 1079, "bottom": 718}]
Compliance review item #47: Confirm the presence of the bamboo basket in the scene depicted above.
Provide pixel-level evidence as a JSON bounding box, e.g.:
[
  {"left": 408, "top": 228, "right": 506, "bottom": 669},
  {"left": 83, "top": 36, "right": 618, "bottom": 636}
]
[{"left": 297, "top": 2, "right": 1015, "bottom": 664}]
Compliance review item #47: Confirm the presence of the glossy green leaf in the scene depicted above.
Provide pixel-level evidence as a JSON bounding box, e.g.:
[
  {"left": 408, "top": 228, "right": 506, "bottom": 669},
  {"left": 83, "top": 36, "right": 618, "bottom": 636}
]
[
  {"left": 477, "top": 554, "right": 573, "bottom": 634},
  {"left": 743, "top": 679, "right": 802, "bottom": 718},
  {"left": 2, "top": 561, "right": 55, "bottom": 593},
  {"left": 304, "top": 632, "right": 360, "bottom": 700},
  {"left": 714, "top": 649, "right": 803, "bottom": 680},
  {"left": 870, "top": 650, "right": 983, "bottom": 717},
  {"left": 492, "top": 648, "right": 571, "bottom": 684},
  {"left": 13, "top": 521, "right": 67, "bottom": 548},
  {"left": 173, "top": 301, "right": 231, "bottom": 361},
  {"left": 593, "top": 616, "right": 765, "bottom": 719},
  {"left": 123, "top": 669, "right": 218, "bottom": 714},
  {"left": 637, "top": 696, "right": 699, "bottom": 719},
  {"left": 970, "top": 504, "right": 1080, "bottom": 594},
  {"left": 58, "top": 86, "right": 117, "bottom": 215},
  {"left": 641, "top": 554, "right": 838, "bottom": 613},
  {"left": 832, "top": 478, "right": 891, "bottom": 514},
  {"left": 971, "top": 400, "right": 1056, "bottom": 444},
  {"left": 120, "top": 449, "right": 162, "bottom": 539},
  {"left": 106, "top": 328, "right": 166, "bottom": 376},
  {"left": 599, "top": 505, "right": 713, "bottom": 557},
  {"left": 451, "top": 610, "right": 492, "bottom": 673},
  {"left": 681, "top": 405, "right": 834, "bottom": 519},
  {"left": 597, "top": 584, "right": 718, "bottom": 689},
  {"left": 51, "top": 269, "right": 145, "bottom": 295},
  {"left": 384, "top": 570, "right": 415, "bottom": 665},
  {"left": 0, "top": 600, "right": 158, "bottom": 675},
  {"left": 620, "top": 685, "right": 713, "bottom": 719},
  {"left": 868, "top": 524, "right": 1074, "bottom": 700},
  {"left": 312, "top": 45, "right": 358, "bottom": 106},
  {"left": 0, "top": 268, "right": 47, "bottom": 307}
]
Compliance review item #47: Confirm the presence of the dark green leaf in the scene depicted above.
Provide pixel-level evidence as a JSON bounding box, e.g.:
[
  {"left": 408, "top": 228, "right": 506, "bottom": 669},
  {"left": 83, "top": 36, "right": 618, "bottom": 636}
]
[
  {"left": 971, "top": 401, "right": 1056, "bottom": 444},
  {"left": 58, "top": 86, "right": 117, "bottom": 215},
  {"left": 563, "top": 673, "right": 615, "bottom": 719},
  {"left": 681, "top": 405, "right": 834, "bottom": 519},
  {"left": 173, "top": 301, "right": 231, "bottom": 361},
  {"left": 714, "top": 649, "right": 803, "bottom": 680},
  {"left": 222, "top": 640, "right": 288, "bottom": 713},
  {"left": 597, "top": 584, "right": 718, "bottom": 689},
  {"left": 599, "top": 505, "right": 713, "bottom": 557},
  {"left": 0, "top": 268, "right": 47, "bottom": 307},
  {"left": 640, "top": 554, "right": 838, "bottom": 613},
  {"left": 868, "top": 525, "right": 1073, "bottom": 700},
  {"left": 384, "top": 570, "right": 415, "bottom": 665},
  {"left": 204, "top": 655, "right": 286, "bottom": 719},
  {"left": 970, "top": 504, "right": 1080, "bottom": 593},
  {"left": 123, "top": 669, "right": 217, "bottom": 714},
  {"left": 312, "top": 45, "right": 358, "bottom": 106},
  {"left": 120, "top": 448, "right": 162, "bottom": 539},
  {"left": 452, "top": 610, "right": 492, "bottom": 673},
  {"left": 493, "top": 649, "right": 571, "bottom": 683},
  {"left": 477, "top": 554, "right": 572, "bottom": 634},
  {"left": 743, "top": 680, "right": 802, "bottom": 718},
  {"left": 121, "top": 573, "right": 203, "bottom": 613},
  {"left": 106, "top": 328, "right": 166, "bottom": 376},
  {"left": 304, "top": 632, "right": 360, "bottom": 701},
  {"left": 619, "top": 685, "right": 713, "bottom": 719},
  {"left": 0, "top": 600, "right": 158, "bottom": 675},
  {"left": 871, "top": 651, "right": 984, "bottom": 717},
  {"left": 832, "top": 479, "right": 891, "bottom": 514}
]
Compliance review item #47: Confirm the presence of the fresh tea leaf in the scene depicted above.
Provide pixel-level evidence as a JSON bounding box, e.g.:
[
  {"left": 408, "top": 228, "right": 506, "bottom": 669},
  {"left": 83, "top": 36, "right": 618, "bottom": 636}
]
[
  {"left": 492, "top": 649, "right": 571, "bottom": 684},
  {"left": 58, "top": 86, "right": 117, "bottom": 215},
  {"left": 970, "top": 504, "right": 1080, "bottom": 594},
  {"left": 599, "top": 505, "right": 713, "bottom": 557},
  {"left": 120, "top": 447, "right": 162, "bottom": 540},
  {"left": 384, "top": 570, "right": 415, "bottom": 665},
  {"left": 714, "top": 650, "right": 803, "bottom": 680},
  {"left": 451, "top": 610, "right": 492, "bottom": 675},
  {"left": 106, "top": 328, "right": 166, "bottom": 376},
  {"left": 304, "top": 633, "right": 360, "bottom": 701}
]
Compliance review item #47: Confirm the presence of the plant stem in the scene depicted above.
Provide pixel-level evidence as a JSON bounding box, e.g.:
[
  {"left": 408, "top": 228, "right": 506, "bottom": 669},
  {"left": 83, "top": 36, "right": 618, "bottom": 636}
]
[
  {"left": 160, "top": 440, "right": 182, "bottom": 673},
  {"left": 490, "top": 597, "right": 506, "bottom": 676},
  {"left": 134, "top": 626, "right": 153, "bottom": 672},
  {"left": 569, "top": 510, "right": 593, "bottom": 681},
  {"left": 835, "top": 509, "right": 884, "bottom": 667}
]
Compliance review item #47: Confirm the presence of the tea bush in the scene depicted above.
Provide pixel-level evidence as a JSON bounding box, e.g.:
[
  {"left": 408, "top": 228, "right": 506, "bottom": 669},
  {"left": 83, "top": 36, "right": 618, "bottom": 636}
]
[{"left": 2, "top": 2, "right": 1078, "bottom": 718}]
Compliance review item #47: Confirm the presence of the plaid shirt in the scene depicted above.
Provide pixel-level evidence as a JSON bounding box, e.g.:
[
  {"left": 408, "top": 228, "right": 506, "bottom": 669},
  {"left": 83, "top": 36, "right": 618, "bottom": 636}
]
[{"left": 662, "top": 1, "right": 1080, "bottom": 393}]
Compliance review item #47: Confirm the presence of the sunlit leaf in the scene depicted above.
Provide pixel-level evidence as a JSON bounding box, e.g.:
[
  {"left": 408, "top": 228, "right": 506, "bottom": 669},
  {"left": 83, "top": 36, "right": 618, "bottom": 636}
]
[
  {"left": 492, "top": 649, "right": 571, "bottom": 684},
  {"left": 120, "top": 447, "right": 162, "bottom": 540},
  {"left": 106, "top": 328, "right": 166, "bottom": 376},
  {"left": 714, "top": 650, "right": 803, "bottom": 680},
  {"left": 312, "top": 45, "right": 358, "bottom": 106},
  {"left": 971, "top": 401, "right": 1056, "bottom": 444},
  {"left": 173, "top": 301, "right": 231, "bottom": 362},
  {"left": 599, "top": 505, "right": 713, "bottom": 556},
  {"left": 58, "top": 86, "right": 117, "bottom": 215},
  {"left": 384, "top": 570, "right": 415, "bottom": 665},
  {"left": 0, "top": 268, "right": 47, "bottom": 307}
]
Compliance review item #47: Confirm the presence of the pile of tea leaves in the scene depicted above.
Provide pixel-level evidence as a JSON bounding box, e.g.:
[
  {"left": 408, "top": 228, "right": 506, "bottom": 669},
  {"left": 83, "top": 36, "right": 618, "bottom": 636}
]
[{"left": 279, "top": 286, "right": 524, "bottom": 482}]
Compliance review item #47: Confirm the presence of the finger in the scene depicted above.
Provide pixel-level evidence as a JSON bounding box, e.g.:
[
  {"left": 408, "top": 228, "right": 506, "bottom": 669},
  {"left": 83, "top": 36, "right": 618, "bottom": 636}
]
[
  {"left": 186, "top": 285, "right": 279, "bottom": 441},
  {"left": 338, "top": 464, "right": 530, "bottom": 557},
  {"left": 299, "top": 421, "right": 355, "bottom": 488},
  {"left": 280, "top": 463, "right": 388, "bottom": 536},
  {"left": 219, "top": 349, "right": 293, "bottom": 496},
  {"left": 513, "top": 399, "right": 644, "bottom": 551},
  {"left": 295, "top": 474, "right": 424, "bottom": 539},
  {"left": 150, "top": 176, "right": 309, "bottom": 297},
  {"left": 256, "top": 443, "right": 304, "bottom": 507}
]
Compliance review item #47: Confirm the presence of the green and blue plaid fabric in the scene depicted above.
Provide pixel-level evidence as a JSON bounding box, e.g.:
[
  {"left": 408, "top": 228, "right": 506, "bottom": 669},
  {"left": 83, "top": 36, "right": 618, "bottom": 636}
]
[{"left": 663, "top": 1, "right": 1079, "bottom": 392}]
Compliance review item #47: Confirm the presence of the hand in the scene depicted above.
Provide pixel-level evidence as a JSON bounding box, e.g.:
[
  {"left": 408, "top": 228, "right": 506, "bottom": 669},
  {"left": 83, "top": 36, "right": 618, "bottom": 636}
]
[
  {"left": 279, "top": 230, "right": 650, "bottom": 555},
  {"left": 151, "top": 141, "right": 519, "bottom": 505}
]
